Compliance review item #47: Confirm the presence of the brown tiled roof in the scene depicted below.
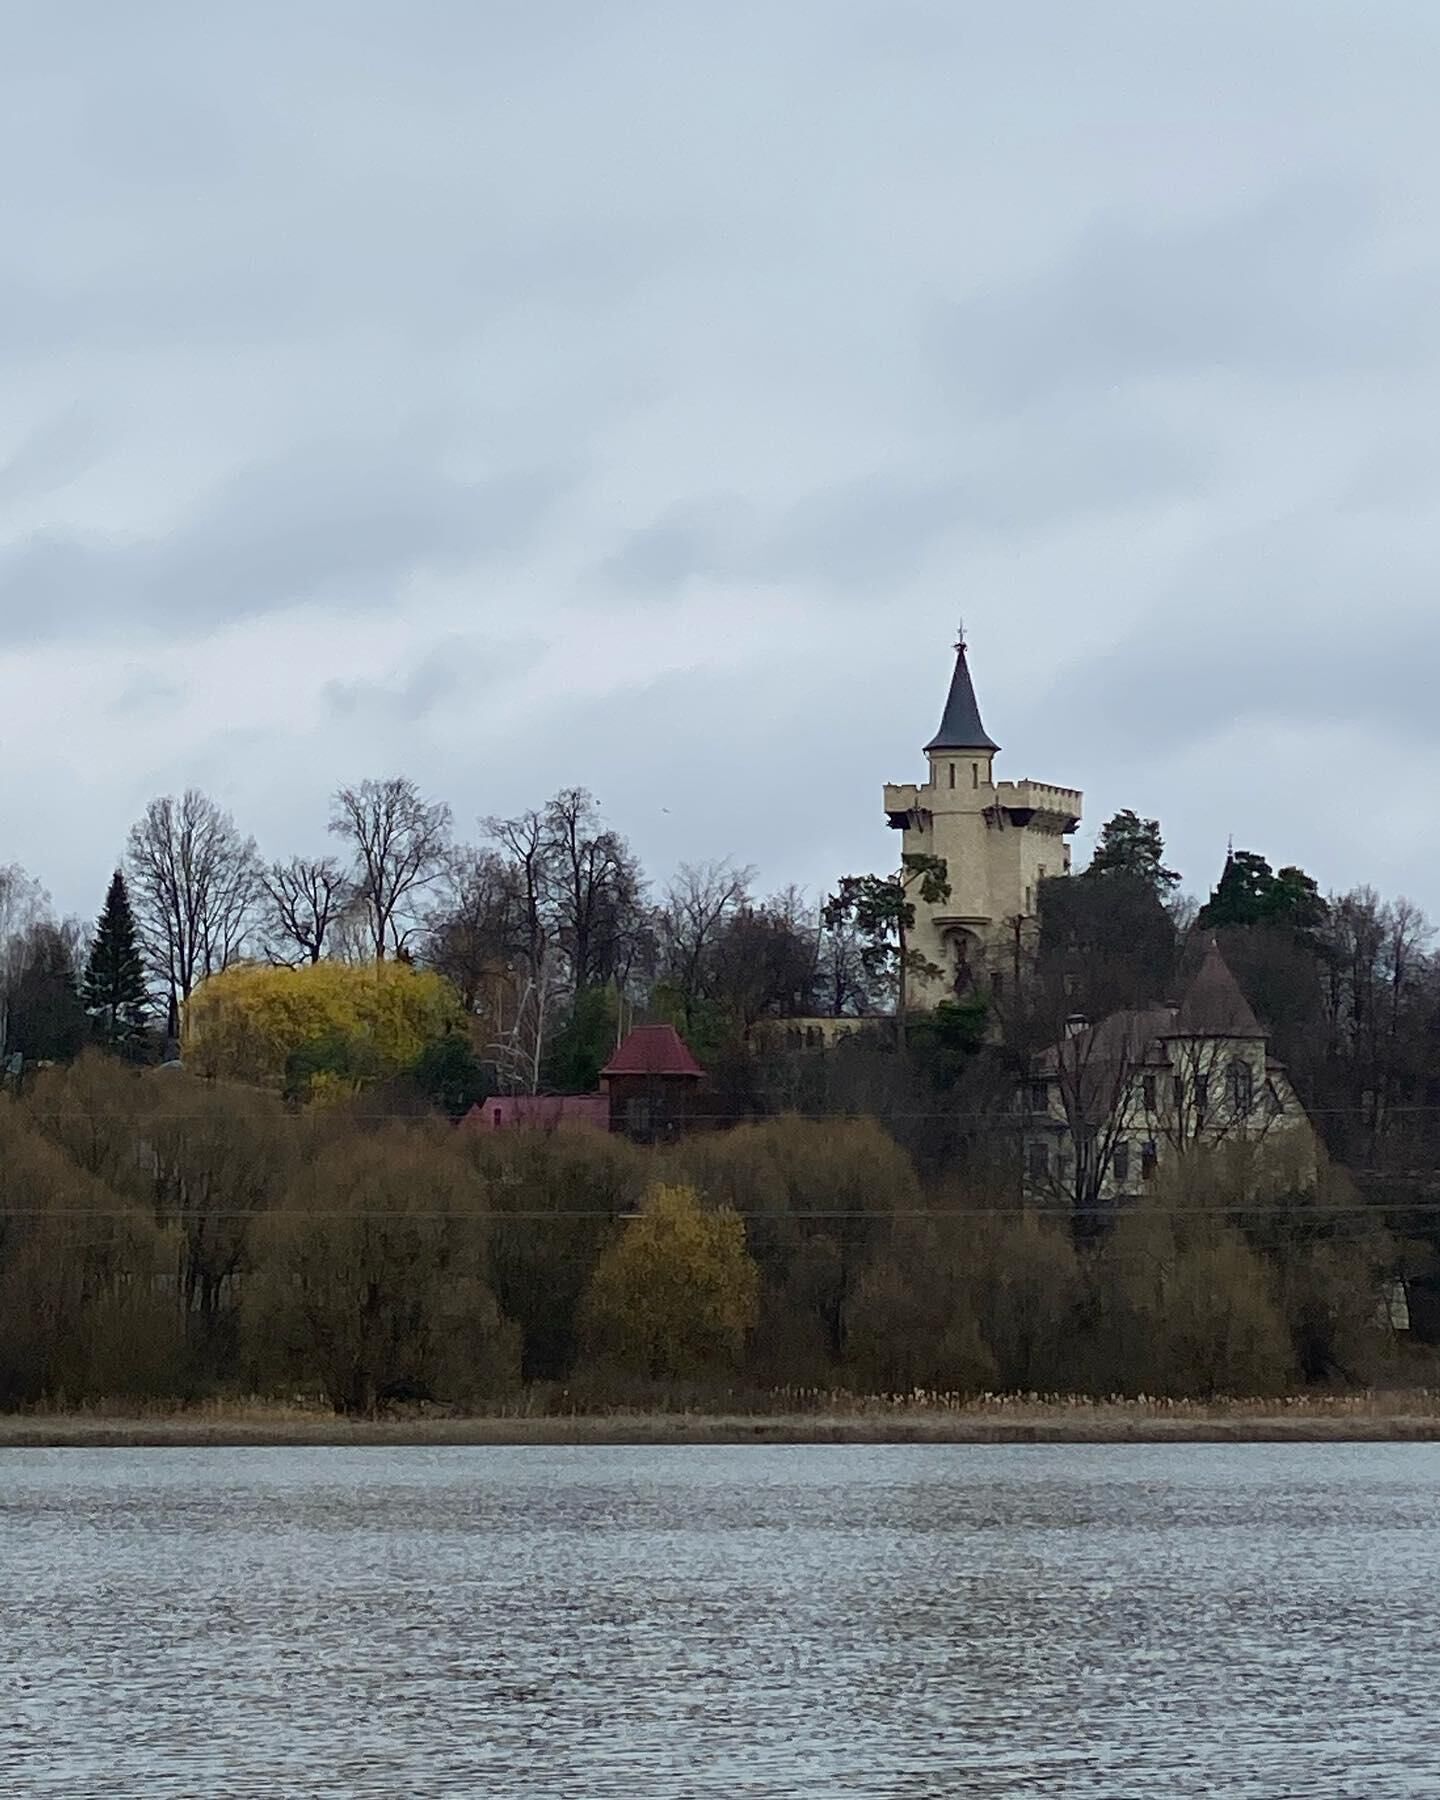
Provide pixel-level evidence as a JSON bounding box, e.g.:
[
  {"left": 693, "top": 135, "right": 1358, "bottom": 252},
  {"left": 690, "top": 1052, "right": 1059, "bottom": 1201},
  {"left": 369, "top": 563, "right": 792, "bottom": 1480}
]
[{"left": 601, "top": 1024, "right": 705, "bottom": 1079}]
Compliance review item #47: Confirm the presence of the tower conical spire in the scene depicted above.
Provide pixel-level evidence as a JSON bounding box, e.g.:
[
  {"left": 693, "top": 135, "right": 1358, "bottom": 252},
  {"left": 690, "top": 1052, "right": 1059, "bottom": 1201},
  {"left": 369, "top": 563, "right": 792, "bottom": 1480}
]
[{"left": 924, "top": 630, "right": 999, "bottom": 753}]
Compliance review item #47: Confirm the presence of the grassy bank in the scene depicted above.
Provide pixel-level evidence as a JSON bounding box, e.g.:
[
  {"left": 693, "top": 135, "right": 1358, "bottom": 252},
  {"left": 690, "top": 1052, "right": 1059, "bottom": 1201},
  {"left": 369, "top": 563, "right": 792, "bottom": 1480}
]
[{"left": 3, "top": 1391, "right": 1439, "bottom": 1447}]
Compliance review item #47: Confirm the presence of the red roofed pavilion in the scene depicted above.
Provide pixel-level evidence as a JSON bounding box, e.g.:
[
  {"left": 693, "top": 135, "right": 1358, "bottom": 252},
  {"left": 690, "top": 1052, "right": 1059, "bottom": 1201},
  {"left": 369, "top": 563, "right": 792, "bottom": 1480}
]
[
  {"left": 600, "top": 1024, "right": 706, "bottom": 1080},
  {"left": 601, "top": 1024, "right": 706, "bottom": 1142}
]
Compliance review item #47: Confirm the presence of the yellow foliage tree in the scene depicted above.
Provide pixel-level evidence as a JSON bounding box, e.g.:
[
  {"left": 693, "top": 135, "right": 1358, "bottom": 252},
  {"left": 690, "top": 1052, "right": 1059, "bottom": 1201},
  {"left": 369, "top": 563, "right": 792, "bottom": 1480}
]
[
  {"left": 185, "top": 959, "right": 465, "bottom": 1095},
  {"left": 581, "top": 1182, "right": 760, "bottom": 1380}
]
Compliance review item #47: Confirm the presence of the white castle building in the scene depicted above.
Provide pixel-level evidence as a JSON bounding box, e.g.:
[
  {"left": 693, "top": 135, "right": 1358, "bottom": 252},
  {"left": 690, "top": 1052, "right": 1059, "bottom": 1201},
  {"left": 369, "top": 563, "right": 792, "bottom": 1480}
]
[{"left": 884, "top": 636, "right": 1083, "bottom": 1006}]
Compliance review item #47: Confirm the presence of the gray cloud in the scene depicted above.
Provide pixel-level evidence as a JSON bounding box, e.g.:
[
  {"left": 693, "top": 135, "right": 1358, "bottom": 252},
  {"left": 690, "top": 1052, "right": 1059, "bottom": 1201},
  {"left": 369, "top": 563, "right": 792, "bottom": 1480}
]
[
  {"left": 935, "top": 183, "right": 1439, "bottom": 414},
  {"left": 0, "top": 450, "right": 575, "bottom": 643},
  {"left": 0, "top": 410, "right": 105, "bottom": 509},
  {"left": 6, "top": 2, "right": 1440, "bottom": 920},
  {"left": 599, "top": 500, "right": 747, "bottom": 593},
  {"left": 595, "top": 402, "right": 1211, "bottom": 596},
  {"left": 324, "top": 636, "right": 544, "bottom": 726},
  {"left": 1064, "top": 512, "right": 1440, "bottom": 755},
  {"left": 107, "top": 669, "right": 186, "bottom": 718}
]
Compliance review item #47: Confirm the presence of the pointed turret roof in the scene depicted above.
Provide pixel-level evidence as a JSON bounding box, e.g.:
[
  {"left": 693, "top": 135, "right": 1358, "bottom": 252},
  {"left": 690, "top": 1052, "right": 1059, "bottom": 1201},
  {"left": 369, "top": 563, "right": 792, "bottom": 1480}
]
[
  {"left": 924, "top": 636, "right": 999, "bottom": 753},
  {"left": 1172, "top": 939, "right": 1263, "bottom": 1038},
  {"left": 601, "top": 1024, "right": 705, "bottom": 1079}
]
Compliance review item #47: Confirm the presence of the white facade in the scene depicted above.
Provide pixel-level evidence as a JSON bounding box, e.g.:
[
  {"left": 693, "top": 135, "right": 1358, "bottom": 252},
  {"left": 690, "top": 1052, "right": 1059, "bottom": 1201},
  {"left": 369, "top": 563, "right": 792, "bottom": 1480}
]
[{"left": 1022, "top": 944, "right": 1316, "bottom": 1203}]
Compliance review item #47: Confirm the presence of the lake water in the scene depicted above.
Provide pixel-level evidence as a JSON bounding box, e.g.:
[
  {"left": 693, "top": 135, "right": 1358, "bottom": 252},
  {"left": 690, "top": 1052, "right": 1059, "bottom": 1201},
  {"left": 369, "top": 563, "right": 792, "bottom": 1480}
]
[{"left": 1, "top": 1443, "right": 1438, "bottom": 1797}]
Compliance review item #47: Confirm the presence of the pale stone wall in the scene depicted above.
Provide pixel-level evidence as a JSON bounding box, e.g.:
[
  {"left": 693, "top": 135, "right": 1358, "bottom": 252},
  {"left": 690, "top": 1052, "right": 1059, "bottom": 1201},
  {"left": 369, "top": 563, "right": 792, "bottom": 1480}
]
[
  {"left": 885, "top": 756, "right": 1082, "bottom": 1007},
  {"left": 756, "top": 1016, "right": 896, "bottom": 1052},
  {"left": 1022, "top": 1034, "right": 1316, "bottom": 1203}
]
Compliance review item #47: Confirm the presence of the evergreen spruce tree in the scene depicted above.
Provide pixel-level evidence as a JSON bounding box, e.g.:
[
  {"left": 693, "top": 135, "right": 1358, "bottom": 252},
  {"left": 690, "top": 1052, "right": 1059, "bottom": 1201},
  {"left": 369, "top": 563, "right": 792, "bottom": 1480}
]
[
  {"left": 1086, "top": 809, "right": 1180, "bottom": 894},
  {"left": 83, "top": 870, "right": 149, "bottom": 1056}
]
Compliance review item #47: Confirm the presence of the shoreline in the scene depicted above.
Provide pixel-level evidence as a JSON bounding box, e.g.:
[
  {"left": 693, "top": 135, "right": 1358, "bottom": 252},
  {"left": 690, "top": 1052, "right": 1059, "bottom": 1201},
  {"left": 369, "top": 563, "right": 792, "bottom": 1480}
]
[{"left": 3, "top": 1401, "right": 1439, "bottom": 1448}]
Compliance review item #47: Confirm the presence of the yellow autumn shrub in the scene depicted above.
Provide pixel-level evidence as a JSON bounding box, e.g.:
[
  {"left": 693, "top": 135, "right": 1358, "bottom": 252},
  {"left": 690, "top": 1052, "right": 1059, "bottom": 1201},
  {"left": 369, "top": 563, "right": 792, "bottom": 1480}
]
[
  {"left": 185, "top": 959, "right": 465, "bottom": 1093},
  {"left": 580, "top": 1181, "right": 760, "bottom": 1379}
]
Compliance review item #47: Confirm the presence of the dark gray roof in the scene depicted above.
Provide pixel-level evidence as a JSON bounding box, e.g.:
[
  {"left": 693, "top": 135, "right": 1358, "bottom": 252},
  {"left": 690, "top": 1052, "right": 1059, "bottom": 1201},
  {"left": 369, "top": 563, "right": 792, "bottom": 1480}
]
[
  {"left": 924, "top": 641, "right": 1000, "bottom": 752},
  {"left": 1034, "top": 1006, "right": 1175, "bottom": 1123},
  {"left": 1170, "top": 939, "right": 1263, "bottom": 1038}
]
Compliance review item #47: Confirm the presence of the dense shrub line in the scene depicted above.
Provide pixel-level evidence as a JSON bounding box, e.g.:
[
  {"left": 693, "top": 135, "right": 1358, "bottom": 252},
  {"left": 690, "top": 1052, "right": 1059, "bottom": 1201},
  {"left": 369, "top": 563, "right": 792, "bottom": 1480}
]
[{"left": 0, "top": 1056, "right": 1420, "bottom": 1415}]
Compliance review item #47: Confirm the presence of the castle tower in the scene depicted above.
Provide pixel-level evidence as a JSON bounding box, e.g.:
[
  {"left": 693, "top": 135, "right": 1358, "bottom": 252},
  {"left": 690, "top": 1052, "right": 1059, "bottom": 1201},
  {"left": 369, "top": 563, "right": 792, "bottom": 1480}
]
[{"left": 884, "top": 635, "right": 1083, "bottom": 1006}]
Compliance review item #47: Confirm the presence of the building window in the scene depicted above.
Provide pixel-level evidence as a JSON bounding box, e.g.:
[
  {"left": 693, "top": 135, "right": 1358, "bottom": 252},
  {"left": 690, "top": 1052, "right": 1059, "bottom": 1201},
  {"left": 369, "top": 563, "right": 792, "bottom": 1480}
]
[
  {"left": 1029, "top": 1079, "right": 1048, "bottom": 1110},
  {"left": 1172, "top": 1075, "right": 1184, "bottom": 1113},
  {"left": 1142, "top": 1075, "right": 1157, "bottom": 1112},
  {"left": 972, "top": 762, "right": 979, "bottom": 788},
  {"left": 1228, "top": 1058, "right": 1254, "bottom": 1115},
  {"left": 1113, "top": 1141, "right": 1131, "bottom": 1183},
  {"left": 1141, "top": 1141, "right": 1158, "bottom": 1179},
  {"left": 1027, "top": 1142, "right": 1050, "bottom": 1180},
  {"left": 948, "top": 762, "right": 956, "bottom": 789},
  {"left": 1195, "top": 1075, "right": 1209, "bottom": 1117}
]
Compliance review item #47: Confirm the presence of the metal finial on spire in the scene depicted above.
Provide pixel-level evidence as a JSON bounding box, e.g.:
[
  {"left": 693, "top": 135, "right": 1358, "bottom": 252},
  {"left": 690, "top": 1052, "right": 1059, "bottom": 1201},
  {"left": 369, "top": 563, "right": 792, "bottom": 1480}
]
[
  {"left": 925, "top": 625, "right": 999, "bottom": 752},
  {"left": 955, "top": 617, "right": 967, "bottom": 651}
]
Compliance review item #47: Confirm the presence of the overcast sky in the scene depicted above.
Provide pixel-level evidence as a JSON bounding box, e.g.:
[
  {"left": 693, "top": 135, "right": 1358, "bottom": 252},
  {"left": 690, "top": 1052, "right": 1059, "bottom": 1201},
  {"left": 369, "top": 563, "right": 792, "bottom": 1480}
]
[{"left": 5, "top": 1, "right": 1440, "bottom": 923}]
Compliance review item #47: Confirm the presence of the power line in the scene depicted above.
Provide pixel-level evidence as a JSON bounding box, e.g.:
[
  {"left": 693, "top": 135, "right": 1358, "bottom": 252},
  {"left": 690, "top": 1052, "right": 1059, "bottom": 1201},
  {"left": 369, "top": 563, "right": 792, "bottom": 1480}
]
[
  {"left": 0, "top": 1202, "right": 1431, "bottom": 1220},
  {"left": 19, "top": 1101, "right": 1440, "bottom": 1120}
]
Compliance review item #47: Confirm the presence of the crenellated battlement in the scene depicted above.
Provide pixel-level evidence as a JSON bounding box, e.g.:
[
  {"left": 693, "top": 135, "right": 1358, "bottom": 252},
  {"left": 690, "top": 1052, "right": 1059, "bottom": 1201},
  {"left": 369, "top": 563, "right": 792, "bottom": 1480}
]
[
  {"left": 883, "top": 638, "right": 1083, "bottom": 1008},
  {"left": 995, "top": 779, "right": 1083, "bottom": 831}
]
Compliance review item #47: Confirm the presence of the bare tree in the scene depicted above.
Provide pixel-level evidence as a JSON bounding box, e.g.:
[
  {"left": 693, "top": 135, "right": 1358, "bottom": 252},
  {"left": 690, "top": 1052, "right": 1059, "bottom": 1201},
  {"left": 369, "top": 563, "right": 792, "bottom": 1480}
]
[
  {"left": 1031, "top": 1011, "right": 1157, "bottom": 1217},
  {"left": 326, "top": 893, "right": 378, "bottom": 966},
  {"left": 329, "top": 777, "right": 452, "bottom": 959},
  {"left": 483, "top": 806, "right": 551, "bottom": 979},
  {"left": 815, "top": 908, "right": 878, "bottom": 1016},
  {"left": 542, "top": 787, "right": 646, "bottom": 992},
  {"left": 657, "top": 860, "right": 753, "bottom": 1029},
  {"left": 126, "top": 790, "right": 263, "bottom": 999},
  {"left": 262, "top": 856, "right": 350, "bottom": 964},
  {"left": 486, "top": 964, "right": 554, "bottom": 1095},
  {"left": 466, "top": 808, "right": 564, "bottom": 1092},
  {"left": 707, "top": 888, "right": 822, "bottom": 1034},
  {"left": 0, "top": 865, "right": 54, "bottom": 1059},
  {"left": 1155, "top": 1012, "right": 1291, "bottom": 1162},
  {"left": 0, "top": 863, "right": 49, "bottom": 985},
  {"left": 425, "top": 846, "right": 514, "bottom": 1013}
]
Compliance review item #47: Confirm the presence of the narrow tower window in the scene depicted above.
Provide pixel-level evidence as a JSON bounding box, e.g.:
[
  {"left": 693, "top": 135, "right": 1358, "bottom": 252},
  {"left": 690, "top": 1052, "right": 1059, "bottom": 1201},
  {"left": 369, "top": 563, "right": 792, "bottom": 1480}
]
[
  {"left": 948, "top": 762, "right": 955, "bottom": 789},
  {"left": 971, "top": 762, "right": 979, "bottom": 788}
]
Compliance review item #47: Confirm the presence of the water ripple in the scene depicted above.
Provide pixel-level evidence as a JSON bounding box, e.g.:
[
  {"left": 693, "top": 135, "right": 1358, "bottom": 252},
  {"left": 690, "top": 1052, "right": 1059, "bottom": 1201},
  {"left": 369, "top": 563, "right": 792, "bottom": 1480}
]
[{"left": 1, "top": 1443, "right": 1437, "bottom": 1797}]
